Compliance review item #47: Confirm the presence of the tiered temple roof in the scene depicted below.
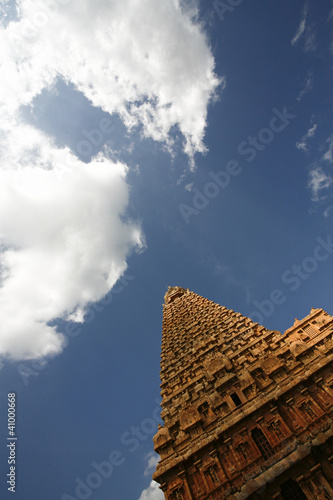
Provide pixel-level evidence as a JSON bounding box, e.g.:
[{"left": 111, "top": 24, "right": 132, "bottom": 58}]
[{"left": 153, "top": 287, "right": 333, "bottom": 499}]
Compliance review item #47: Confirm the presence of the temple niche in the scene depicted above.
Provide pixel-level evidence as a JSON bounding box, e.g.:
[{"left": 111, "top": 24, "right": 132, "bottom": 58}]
[{"left": 153, "top": 287, "right": 333, "bottom": 499}]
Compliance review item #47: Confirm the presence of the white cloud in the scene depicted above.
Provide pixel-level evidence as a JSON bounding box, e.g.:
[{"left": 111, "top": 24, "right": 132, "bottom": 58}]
[
  {"left": 324, "top": 205, "right": 333, "bottom": 218},
  {"left": 291, "top": 3, "right": 316, "bottom": 53},
  {"left": 0, "top": 121, "right": 142, "bottom": 360},
  {"left": 296, "top": 71, "right": 313, "bottom": 102},
  {"left": 0, "top": 0, "right": 220, "bottom": 361},
  {"left": 304, "top": 30, "right": 317, "bottom": 53},
  {"left": 308, "top": 166, "right": 333, "bottom": 202},
  {"left": 1, "top": 0, "right": 221, "bottom": 160},
  {"left": 296, "top": 123, "right": 317, "bottom": 152},
  {"left": 138, "top": 481, "right": 164, "bottom": 500},
  {"left": 144, "top": 451, "right": 160, "bottom": 477},
  {"left": 323, "top": 135, "right": 333, "bottom": 163},
  {"left": 291, "top": 5, "right": 307, "bottom": 46},
  {"left": 138, "top": 452, "right": 163, "bottom": 499}
]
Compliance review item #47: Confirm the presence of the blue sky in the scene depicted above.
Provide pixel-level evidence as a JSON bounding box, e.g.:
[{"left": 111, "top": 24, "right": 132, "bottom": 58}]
[{"left": 0, "top": 1, "right": 332, "bottom": 499}]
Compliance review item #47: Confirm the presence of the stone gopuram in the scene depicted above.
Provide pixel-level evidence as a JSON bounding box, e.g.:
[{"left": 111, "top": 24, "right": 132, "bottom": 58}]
[{"left": 153, "top": 287, "right": 333, "bottom": 499}]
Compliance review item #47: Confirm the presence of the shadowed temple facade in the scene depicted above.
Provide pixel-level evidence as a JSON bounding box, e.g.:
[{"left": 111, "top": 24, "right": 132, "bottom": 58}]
[{"left": 153, "top": 287, "right": 333, "bottom": 499}]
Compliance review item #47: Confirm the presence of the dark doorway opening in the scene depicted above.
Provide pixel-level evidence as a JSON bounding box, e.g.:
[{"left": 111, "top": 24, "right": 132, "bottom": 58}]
[{"left": 280, "top": 478, "right": 307, "bottom": 500}]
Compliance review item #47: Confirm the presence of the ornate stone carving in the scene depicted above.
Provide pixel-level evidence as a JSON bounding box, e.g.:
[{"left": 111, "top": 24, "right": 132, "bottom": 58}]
[
  {"left": 204, "top": 356, "right": 225, "bottom": 376},
  {"left": 209, "top": 390, "right": 223, "bottom": 408},
  {"left": 164, "top": 286, "right": 186, "bottom": 304},
  {"left": 179, "top": 406, "right": 201, "bottom": 430},
  {"left": 289, "top": 340, "right": 308, "bottom": 358},
  {"left": 153, "top": 425, "right": 172, "bottom": 450},
  {"left": 204, "top": 354, "right": 232, "bottom": 377},
  {"left": 260, "top": 355, "right": 283, "bottom": 375}
]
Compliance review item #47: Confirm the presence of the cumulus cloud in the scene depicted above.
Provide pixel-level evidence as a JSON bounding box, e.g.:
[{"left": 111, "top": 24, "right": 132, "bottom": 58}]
[
  {"left": 138, "top": 481, "right": 164, "bottom": 500},
  {"left": 0, "top": 121, "right": 142, "bottom": 360},
  {"left": 296, "top": 123, "right": 317, "bottom": 152},
  {"left": 0, "top": 0, "right": 220, "bottom": 361},
  {"left": 1, "top": 0, "right": 221, "bottom": 159}
]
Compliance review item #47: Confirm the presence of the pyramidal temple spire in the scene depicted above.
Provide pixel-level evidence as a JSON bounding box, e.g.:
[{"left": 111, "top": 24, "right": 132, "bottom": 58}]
[{"left": 153, "top": 288, "right": 333, "bottom": 499}]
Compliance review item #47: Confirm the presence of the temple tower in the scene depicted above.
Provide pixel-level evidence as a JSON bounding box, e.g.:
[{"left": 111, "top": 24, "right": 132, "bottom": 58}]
[{"left": 153, "top": 287, "right": 333, "bottom": 499}]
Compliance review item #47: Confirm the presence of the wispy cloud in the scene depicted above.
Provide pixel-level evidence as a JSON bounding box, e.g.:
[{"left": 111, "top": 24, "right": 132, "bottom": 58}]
[
  {"left": 307, "top": 133, "right": 333, "bottom": 211},
  {"left": 296, "top": 122, "right": 317, "bottom": 152},
  {"left": 291, "top": 3, "right": 308, "bottom": 46},
  {"left": 143, "top": 451, "right": 160, "bottom": 477},
  {"left": 303, "top": 29, "right": 317, "bottom": 53},
  {"left": 323, "top": 135, "right": 333, "bottom": 163},
  {"left": 296, "top": 71, "right": 313, "bottom": 102},
  {"left": 324, "top": 205, "right": 333, "bottom": 217},
  {"left": 291, "top": 2, "right": 316, "bottom": 53},
  {"left": 308, "top": 166, "right": 333, "bottom": 202},
  {"left": 329, "top": 0, "right": 333, "bottom": 20}
]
